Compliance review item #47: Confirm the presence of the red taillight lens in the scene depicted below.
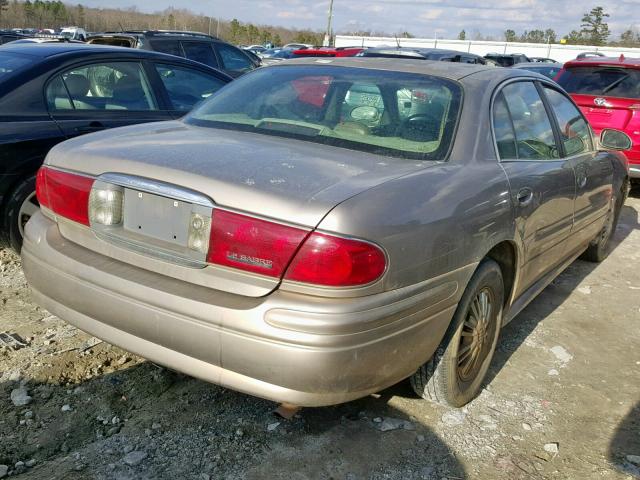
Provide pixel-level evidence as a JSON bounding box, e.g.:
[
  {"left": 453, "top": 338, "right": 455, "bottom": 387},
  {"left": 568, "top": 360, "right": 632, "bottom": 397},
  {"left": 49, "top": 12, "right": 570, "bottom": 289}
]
[
  {"left": 35, "top": 167, "right": 94, "bottom": 226},
  {"left": 284, "top": 232, "right": 386, "bottom": 287},
  {"left": 206, "top": 209, "right": 308, "bottom": 277}
]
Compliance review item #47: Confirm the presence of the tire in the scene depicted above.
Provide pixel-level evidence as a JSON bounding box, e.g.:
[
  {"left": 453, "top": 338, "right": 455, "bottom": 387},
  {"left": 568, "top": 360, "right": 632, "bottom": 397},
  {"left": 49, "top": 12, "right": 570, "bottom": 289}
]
[
  {"left": 4, "top": 175, "right": 39, "bottom": 253},
  {"left": 410, "top": 259, "right": 504, "bottom": 408},
  {"left": 581, "top": 187, "right": 622, "bottom": 263}
]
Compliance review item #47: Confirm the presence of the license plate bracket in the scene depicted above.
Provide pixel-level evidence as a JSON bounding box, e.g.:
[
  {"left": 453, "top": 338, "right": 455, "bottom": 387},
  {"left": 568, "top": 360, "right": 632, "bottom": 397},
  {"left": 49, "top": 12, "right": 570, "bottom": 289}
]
[{"left": 123, "top": 189, "right": 192, "bottom": 246}]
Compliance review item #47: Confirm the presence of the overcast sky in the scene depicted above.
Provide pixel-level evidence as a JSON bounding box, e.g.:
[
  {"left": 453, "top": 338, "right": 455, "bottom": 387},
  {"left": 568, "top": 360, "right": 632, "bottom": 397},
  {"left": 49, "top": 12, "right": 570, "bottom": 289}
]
[{"left": 78, "top": 0, "right": 639, "bottom": 39}]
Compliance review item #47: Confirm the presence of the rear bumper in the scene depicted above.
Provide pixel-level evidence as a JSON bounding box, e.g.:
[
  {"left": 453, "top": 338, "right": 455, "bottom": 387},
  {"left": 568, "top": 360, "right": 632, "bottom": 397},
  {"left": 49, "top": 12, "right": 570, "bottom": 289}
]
[{"left": 22, "top": 213, "right": 465, "bottom": 406}]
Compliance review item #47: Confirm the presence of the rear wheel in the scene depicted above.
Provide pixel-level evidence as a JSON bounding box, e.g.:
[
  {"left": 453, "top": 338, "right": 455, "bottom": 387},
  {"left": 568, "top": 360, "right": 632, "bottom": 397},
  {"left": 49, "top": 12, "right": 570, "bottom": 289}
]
[
  {"left": 410, "top": 259, "right": 504, "bottom": 407},
  {"left": 581, "top": 188, "right": 622, "bottom": 263},
  {"left": 4, "top": 175, "right": 39, "bottom": 253}
]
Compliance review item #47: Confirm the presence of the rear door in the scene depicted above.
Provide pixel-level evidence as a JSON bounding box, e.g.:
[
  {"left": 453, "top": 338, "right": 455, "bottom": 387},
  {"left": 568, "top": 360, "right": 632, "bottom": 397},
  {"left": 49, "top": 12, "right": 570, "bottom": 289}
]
[
  {"left": 542, "top": 85, "right": 613, "bottom": 248},
  {"left": 493, "top": 80, "right": 576, "bottom": 294},
  {"left": 46, "top": 60, "right": 171, "bottom": 137}
]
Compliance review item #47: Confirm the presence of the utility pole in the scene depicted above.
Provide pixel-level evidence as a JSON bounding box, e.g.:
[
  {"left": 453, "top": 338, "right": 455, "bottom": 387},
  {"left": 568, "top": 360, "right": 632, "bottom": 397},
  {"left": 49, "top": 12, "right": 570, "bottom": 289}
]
[
  {"left": 208, "top": 16, "right": 212, "bottom": 36},
  {"left": 324, "top": 0, "right": 334, "bottom": 46}
]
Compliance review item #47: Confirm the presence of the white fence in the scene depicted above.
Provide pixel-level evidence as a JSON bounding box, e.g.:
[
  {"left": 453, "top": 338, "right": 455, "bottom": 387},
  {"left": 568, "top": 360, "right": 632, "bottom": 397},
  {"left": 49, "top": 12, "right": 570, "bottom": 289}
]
[{"left": 335, "top": 35, "right": 640, "bottom": 63}]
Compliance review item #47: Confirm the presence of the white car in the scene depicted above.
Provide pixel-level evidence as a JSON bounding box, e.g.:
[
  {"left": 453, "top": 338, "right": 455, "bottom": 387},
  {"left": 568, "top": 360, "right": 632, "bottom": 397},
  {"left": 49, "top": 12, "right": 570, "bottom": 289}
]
[{"left": 59, "top": 27, "right": 87, "bottom": 41}]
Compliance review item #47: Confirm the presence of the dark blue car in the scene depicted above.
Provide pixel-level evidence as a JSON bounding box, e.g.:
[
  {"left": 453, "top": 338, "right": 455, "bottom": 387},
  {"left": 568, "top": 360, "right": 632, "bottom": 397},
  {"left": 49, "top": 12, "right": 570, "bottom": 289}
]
[{"left": 0, "top": 43, "right": 232, "bottom": 251}]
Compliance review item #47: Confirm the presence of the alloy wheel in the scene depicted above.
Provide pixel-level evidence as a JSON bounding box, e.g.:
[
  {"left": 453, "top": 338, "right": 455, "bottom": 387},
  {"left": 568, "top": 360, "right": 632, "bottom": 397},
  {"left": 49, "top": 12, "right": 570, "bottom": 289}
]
[{"left": 457, "top": 287, "right": 495, "bottom": 382}]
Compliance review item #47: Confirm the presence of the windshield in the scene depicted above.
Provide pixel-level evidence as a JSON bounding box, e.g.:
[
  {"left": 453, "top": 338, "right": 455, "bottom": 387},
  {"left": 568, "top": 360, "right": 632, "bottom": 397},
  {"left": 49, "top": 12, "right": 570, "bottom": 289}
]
[
  {"left": 185, "top": 65, "right": 462, "bottom": 160},
  {"left": 60, "top": 31, "right": 74, "bottom": 39},
  {"left": 557, "top": 66, "right": 640, "bottom": 99},
  {"left": 0, "top": 52, "right": 33, "bottom": 81}
]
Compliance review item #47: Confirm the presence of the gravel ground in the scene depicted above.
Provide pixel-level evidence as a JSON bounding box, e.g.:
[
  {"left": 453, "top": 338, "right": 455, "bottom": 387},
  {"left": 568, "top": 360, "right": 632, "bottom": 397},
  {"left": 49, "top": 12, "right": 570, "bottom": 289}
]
[{"left": 0, "top": 191, "right": 639, "bottom": 480}]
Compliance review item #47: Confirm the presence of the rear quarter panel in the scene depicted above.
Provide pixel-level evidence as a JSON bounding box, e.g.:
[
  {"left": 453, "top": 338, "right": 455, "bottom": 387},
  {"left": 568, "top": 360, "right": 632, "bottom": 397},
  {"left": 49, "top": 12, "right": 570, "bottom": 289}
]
[{"left": 318, "top": 71, "right": 516, "bottom": 294}]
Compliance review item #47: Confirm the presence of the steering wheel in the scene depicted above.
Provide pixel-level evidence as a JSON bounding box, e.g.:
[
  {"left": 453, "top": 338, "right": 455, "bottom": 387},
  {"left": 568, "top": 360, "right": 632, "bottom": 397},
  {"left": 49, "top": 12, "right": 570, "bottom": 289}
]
[{"left": 397, "top": 113, "right": 441, "bottom": 140}]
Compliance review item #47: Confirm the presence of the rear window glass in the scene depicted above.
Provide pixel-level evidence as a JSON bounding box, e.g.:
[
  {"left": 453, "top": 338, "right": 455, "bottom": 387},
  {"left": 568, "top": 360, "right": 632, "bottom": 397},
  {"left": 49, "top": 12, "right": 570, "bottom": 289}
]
[
  {"left": 186, "top": 65, "right": 462, "bottom": 160},
  {"left": 557, "top": 67, "right": 640, "bottom": 99},
  {"left": 150, "top": 40, "right": 183, "bottom": 58},
  {"left": 0, "top": 53, "right": 32, "bottom": 79}
]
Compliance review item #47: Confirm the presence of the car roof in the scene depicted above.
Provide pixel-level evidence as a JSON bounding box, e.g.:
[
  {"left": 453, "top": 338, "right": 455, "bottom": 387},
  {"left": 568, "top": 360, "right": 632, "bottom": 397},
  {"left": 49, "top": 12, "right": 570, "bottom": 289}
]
[
  {"left": 270, "top": 56, "right": 528, "bottom": 81},
  {"left": 512, "top": 62, "right": 563, "bottom": 68},
  {"left": 365, "top": 47, "right": 477, "bottom": 56},
  {"left": 0, "top": 42, "right": 182, "bottom": 59},
  {"left": 564, "top": 56, "right": 640, "bottom": 69}
]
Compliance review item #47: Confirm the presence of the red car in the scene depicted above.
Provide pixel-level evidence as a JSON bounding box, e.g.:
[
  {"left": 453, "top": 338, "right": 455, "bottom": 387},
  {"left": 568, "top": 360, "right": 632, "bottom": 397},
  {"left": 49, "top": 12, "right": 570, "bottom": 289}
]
[
  {"left": 292, "top": 46, "right": 364, "bottom": 57},
  {"left": 556, "top": 56, "right": 640, "bottom": 180}
]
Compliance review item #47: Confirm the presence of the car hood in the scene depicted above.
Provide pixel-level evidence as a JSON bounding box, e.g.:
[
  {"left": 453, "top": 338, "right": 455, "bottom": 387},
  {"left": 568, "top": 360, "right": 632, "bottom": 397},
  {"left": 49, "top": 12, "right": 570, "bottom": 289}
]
[{"left": 46, "top": 121, "right": 429, "bottom": 227}]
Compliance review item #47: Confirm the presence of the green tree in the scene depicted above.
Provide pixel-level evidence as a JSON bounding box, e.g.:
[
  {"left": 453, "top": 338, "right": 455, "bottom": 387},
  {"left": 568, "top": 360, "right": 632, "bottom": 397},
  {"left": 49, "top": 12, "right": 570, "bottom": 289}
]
[
  {"left": 504, "top": 29, "right": 517, "bottom": 42},
  {"left": 545, "top": 29, "right": 557, "bottom": 43},
  {"left": 521, "top": 29, "right": 546, "bottom": 43},
  {"left": 77, "top": 3, "right": 85, "bottom": 27},
  {"left": 272, "top": 33, "right": 282, "bottom": 46},
  {"left": 0, "top": 0, "right": 9, "bottom": 26},
  {"left": 580, "top": 6, "right": 610, "bottom": 45},
  {"left": 619, "top": 29, "right": 639, "bottom": 47},
  {"left": 563, "top": 30, "right": 585, "bottom": 45},
  {"left": 457, "top": 29, "right": 466, "bottom": 40}
]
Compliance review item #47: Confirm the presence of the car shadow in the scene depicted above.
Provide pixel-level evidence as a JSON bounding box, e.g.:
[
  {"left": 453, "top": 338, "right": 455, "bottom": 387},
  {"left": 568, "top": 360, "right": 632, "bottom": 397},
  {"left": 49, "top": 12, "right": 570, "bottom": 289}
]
[
  {"left": 608, "top": 401, "right": 640, "bottom": 477},
  {"left": 0, "top": 362, "right": 467, "bottom": 480}
]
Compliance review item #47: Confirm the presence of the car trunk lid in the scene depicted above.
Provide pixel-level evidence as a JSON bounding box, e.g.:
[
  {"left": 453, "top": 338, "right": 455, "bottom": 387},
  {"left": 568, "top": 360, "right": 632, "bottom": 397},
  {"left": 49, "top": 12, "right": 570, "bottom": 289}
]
[
  {"left": 44, "top": 121, "right": 429, "bottom": 296},
  {"left": 571, "top": 94, "right": 640, "bottom": 132}
]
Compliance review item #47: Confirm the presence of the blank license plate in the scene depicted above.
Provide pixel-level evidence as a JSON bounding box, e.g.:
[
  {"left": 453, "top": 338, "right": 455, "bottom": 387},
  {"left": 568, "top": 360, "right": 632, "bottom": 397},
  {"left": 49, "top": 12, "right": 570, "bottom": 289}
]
[{"left": 123, "top": 189, "right": 192, "bottom": 246}]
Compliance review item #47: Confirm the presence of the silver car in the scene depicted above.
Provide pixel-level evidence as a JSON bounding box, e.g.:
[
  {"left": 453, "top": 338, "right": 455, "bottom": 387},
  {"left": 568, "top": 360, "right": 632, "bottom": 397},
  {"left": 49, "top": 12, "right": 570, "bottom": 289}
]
[{"left": 22, "top": 58, "right": 630, "bottom": 408}]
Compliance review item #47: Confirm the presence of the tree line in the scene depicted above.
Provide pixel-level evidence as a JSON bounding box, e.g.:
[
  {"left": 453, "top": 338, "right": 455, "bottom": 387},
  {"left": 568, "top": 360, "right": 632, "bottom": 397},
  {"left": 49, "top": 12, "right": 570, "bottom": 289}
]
[
  {"left": 456, "top": 7, "right": 639, "bottom": 47},
  {"left": 0, "top": 1, "right": 638, "bottom": 48},
  {"left": 0, "top": 0, "right": 323, "bottom": 46}
]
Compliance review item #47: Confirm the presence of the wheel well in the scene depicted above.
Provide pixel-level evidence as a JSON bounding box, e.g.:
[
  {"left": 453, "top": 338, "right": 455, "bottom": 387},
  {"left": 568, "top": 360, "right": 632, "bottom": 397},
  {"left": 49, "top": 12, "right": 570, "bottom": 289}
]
[{"left": 485, "top": 241, "right": 517, "bottom": 308}]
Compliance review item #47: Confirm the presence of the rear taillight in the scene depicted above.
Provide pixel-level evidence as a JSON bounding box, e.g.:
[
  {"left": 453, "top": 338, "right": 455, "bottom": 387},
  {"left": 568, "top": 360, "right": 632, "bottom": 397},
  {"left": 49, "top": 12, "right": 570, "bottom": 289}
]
[
  {"left": 206, "top": 209, "right": 308, "bottom": 277},
  {"left": 36, "top": 167, "right": 94, "bottom": 226},
  {"left": 205, "top": 210, "right": 386, "bottom": 287},
  {"left": 284, "top": 233, "right": 386, "bottom": 287}
]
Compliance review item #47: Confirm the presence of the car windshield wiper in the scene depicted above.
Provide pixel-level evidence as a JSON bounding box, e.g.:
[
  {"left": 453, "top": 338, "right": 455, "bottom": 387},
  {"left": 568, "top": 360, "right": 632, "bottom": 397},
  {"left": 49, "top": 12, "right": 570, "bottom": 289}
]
[{"left": 602, "top": 73, "right": 630, "bottom": 94}]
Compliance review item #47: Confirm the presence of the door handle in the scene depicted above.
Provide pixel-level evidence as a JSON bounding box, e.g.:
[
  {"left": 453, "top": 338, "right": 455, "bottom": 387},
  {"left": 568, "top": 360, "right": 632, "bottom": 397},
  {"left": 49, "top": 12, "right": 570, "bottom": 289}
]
[
  {"left": 516, "top": 187, "right": 534, "bottom": 206},
  {"left": 75, "top": 121, "right": 104, "bottom": 134}
]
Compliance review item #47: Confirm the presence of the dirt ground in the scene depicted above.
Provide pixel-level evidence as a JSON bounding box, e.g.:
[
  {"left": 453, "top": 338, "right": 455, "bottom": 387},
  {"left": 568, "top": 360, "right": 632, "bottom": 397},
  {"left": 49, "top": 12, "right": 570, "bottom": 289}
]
[{"left": 0, "top": 191, "right": 639, "bottom": 480}]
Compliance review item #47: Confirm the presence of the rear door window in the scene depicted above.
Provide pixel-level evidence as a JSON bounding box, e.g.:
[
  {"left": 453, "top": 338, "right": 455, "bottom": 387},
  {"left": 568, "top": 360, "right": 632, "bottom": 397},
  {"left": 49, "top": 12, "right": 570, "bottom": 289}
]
[
  {"left": 155, "top": 63, "right": 226, "bottom": 112},
  {"left": 46, "top": 62, "right": 157, "bottom": 111},
  {"left": 557, "top": 67, "right": 640, "bottom": 99},
  {"left": 216, "top": 43, "right": 254, "bottom": 73},
  {"left": 181, "top": 42, "right": 219, "bottom": 68},
  {"left": 150, "top": 40, "right": 183, "bottom": 58},
  {"left": 497, "top": 81, "right": 558, "bottom": 160},
  {"left": 544, "top": 87, "right": 593, "bottom": 156}
]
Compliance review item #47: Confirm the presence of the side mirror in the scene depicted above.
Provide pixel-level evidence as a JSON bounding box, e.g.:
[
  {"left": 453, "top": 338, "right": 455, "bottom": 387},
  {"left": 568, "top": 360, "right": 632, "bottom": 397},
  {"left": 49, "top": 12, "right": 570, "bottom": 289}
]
[{"left": 600, "top": 129, "right": 632, "bottom": 151}]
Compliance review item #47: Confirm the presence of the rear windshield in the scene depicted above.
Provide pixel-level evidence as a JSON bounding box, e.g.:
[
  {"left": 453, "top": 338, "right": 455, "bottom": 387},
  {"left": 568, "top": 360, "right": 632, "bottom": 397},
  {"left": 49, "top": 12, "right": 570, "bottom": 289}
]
[
  {"left": 0, "top": 52, "right": 33, "bottom": 80},
  {"left": 486, "top": 56, "right": 515, "bottom": 67},
  {"left": 557, "top": 66, "right": 640, "bottom": 99},
  {"left": 185, "top": 65, "right": 462, "bottom": 160}
]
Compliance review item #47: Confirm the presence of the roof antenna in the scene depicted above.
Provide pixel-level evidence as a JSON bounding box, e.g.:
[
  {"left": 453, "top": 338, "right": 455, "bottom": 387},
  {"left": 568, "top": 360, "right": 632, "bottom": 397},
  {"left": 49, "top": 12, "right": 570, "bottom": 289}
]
[
  {"left": 118, "top": 22, "right": 124, "bottom": 33},
  {"left": 394, "top": 34, "right": 400, "bottom": 48}
]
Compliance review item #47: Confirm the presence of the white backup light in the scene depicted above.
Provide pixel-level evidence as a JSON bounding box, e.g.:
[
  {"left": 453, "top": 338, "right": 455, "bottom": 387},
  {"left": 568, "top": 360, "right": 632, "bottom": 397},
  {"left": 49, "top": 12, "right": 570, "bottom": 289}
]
[
  {"left": 89, "top": 187, "right": 124, "bottom": 226},
  {"left": 187, "top": 212, "right": 211, "bottom": 253}
]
